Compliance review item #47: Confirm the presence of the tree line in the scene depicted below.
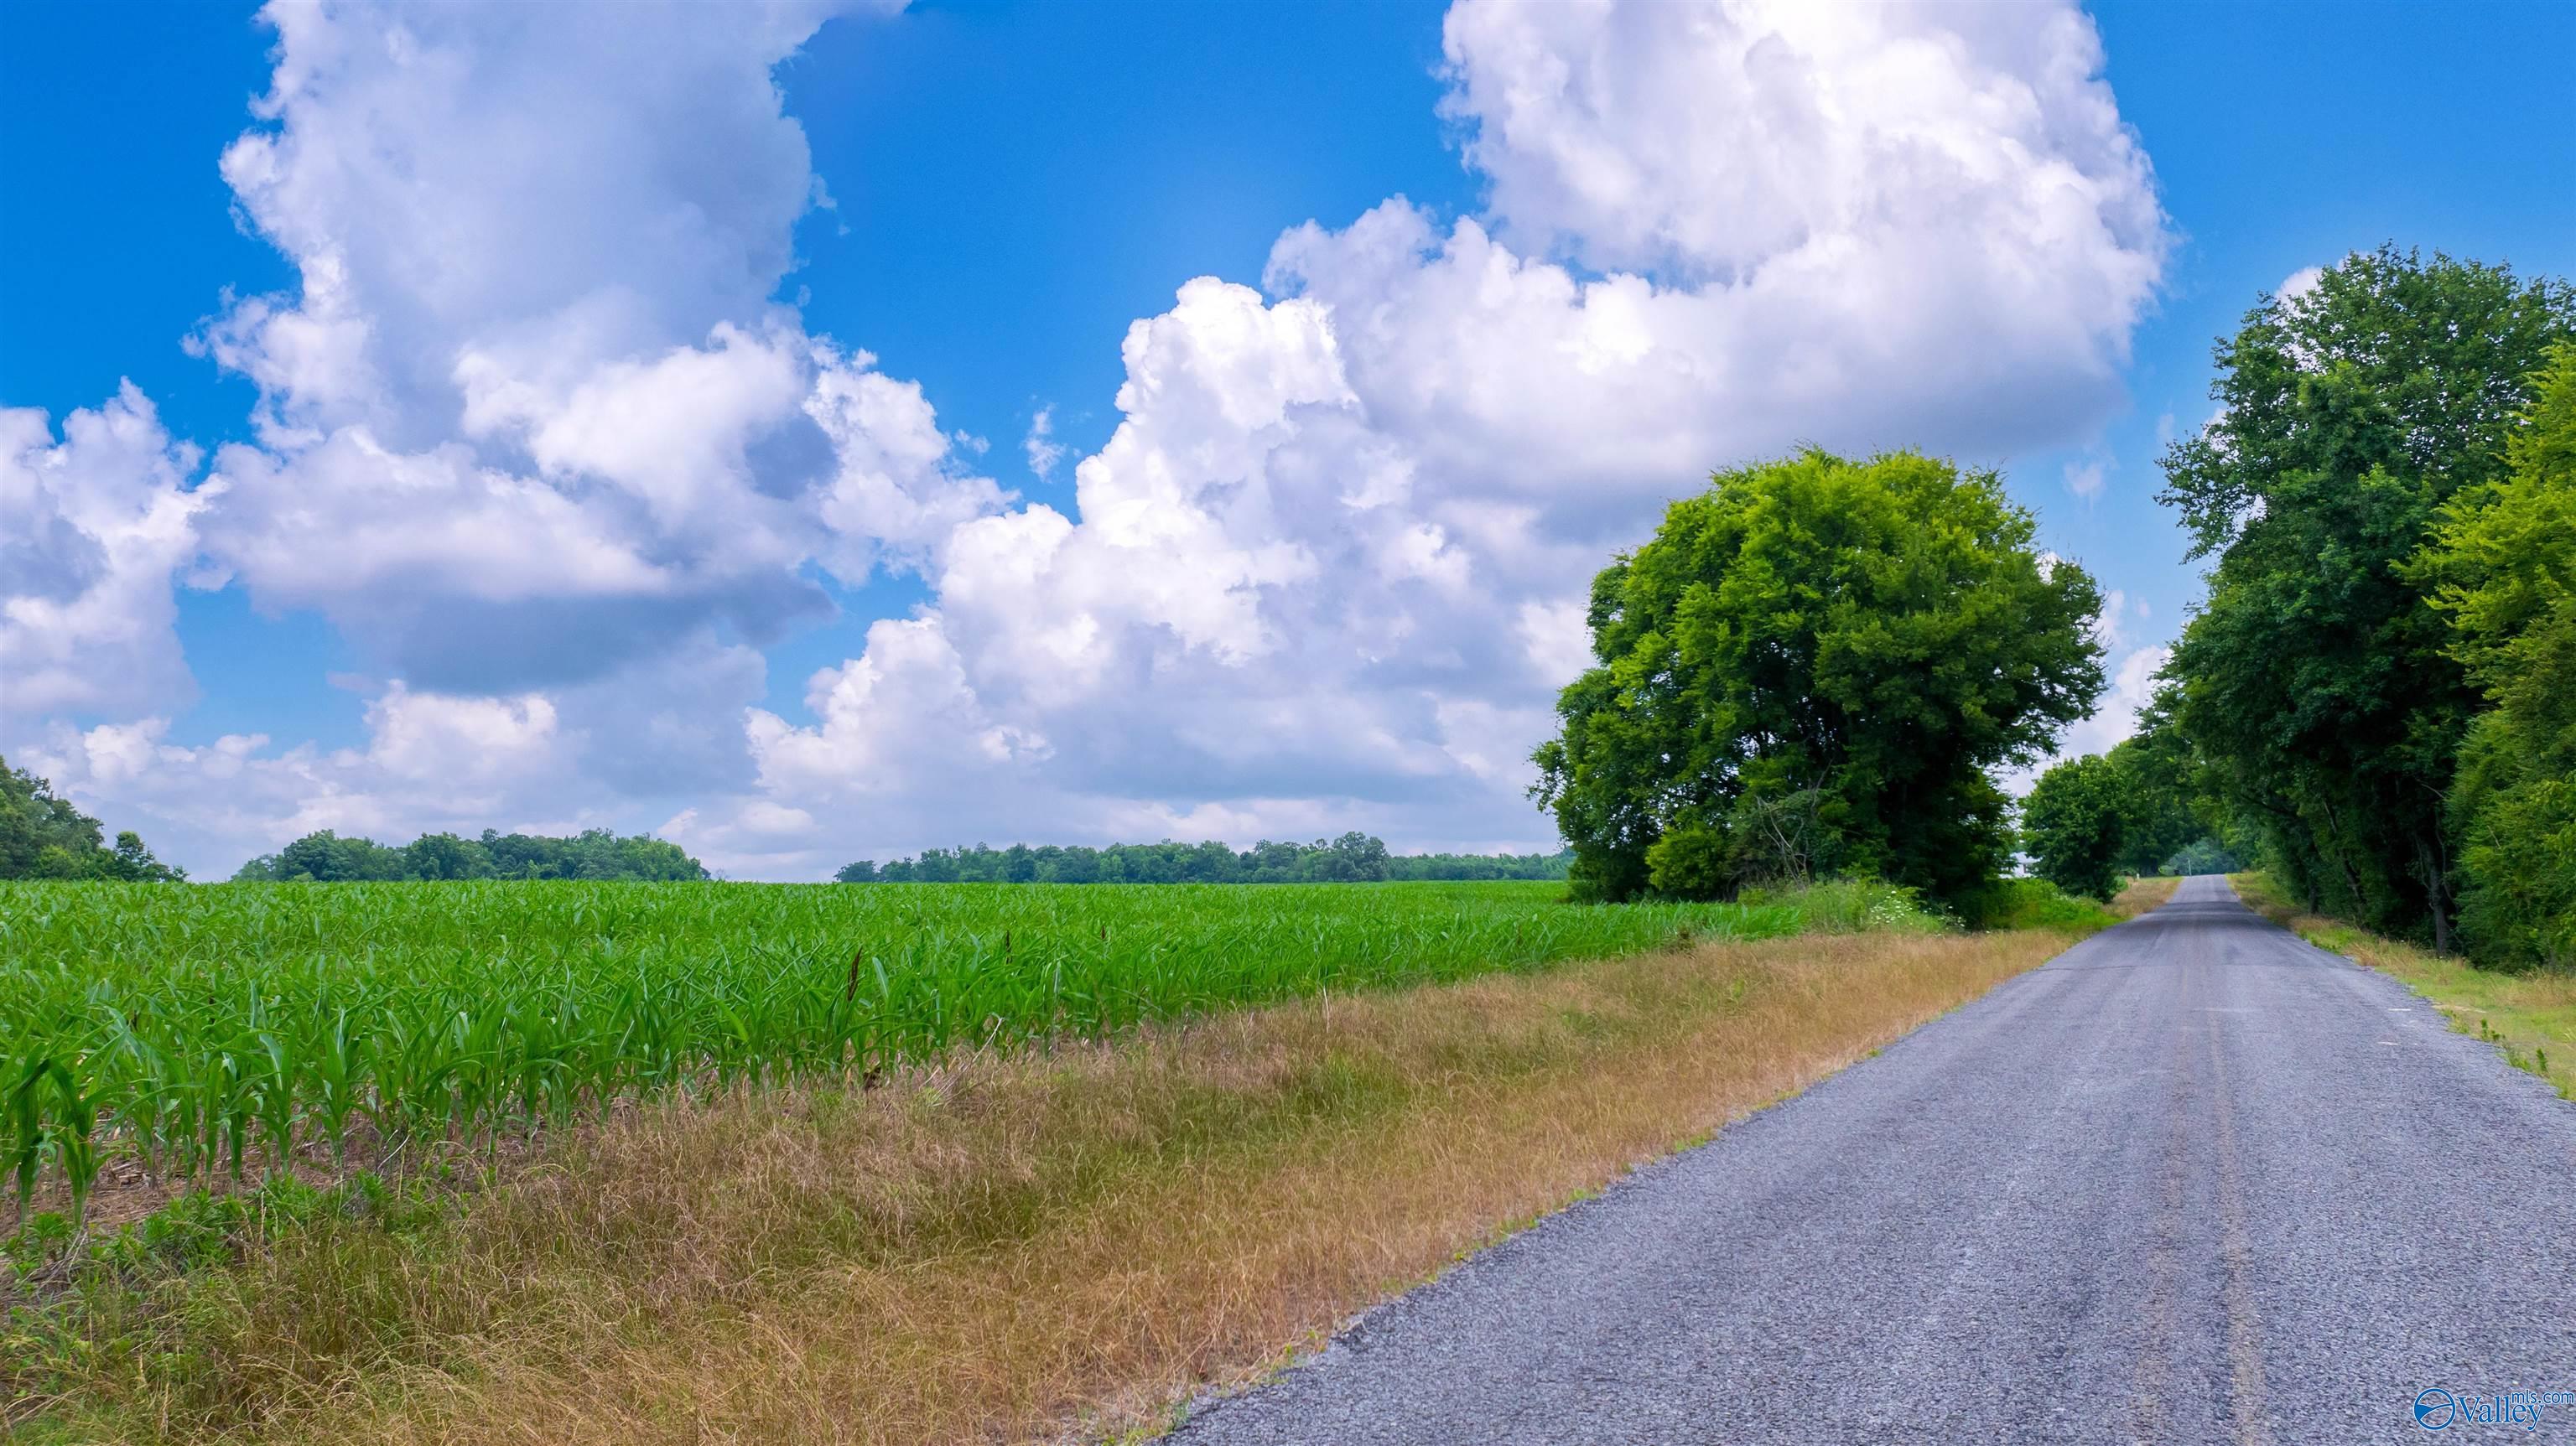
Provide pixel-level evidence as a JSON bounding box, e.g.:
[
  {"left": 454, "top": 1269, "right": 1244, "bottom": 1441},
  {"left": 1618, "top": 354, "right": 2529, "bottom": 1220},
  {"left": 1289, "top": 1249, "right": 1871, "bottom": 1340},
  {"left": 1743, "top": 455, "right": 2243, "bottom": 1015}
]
[
  {"left": 836, "top": 836, "right": 1574, "bottom": 884},
  {"left": 4, "top": 755, "right": 1569, "bottom": 889},
  {"left": 0, "top": 756, "right": 185, "bottom": 881},
  {"left": 1529, "top": 243, "right": 2571, "bottom": 972},
  {"left": 2021, "top": 247, "right": 2569, "bottom": 969},
  {"left": 232, "top": 827, "right": 709, "bottom": 882},
  {"left": 2018, "top": 702, "right": 2246, "bottom": 904}
]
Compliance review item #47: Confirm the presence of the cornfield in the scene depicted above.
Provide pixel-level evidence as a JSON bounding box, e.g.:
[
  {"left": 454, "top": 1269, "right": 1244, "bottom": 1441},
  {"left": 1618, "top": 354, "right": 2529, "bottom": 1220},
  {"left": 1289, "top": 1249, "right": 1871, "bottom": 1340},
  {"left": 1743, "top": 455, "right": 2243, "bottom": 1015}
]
[{"left": 1, "top": 879, "right": 1820, "bottom": 1219}]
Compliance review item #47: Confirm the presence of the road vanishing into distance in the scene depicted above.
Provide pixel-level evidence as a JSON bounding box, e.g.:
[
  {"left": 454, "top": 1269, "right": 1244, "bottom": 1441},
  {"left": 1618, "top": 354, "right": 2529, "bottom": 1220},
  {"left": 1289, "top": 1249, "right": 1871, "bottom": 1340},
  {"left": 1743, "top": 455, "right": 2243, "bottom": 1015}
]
[{"left": 1168, "top": 877, "right": 2576, "bottom": 1444}]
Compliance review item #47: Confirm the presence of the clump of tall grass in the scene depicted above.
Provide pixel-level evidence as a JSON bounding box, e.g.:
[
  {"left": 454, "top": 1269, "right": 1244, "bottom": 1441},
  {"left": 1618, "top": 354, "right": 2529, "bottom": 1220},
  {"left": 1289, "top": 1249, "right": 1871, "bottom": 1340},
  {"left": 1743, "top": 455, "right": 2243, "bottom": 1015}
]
[
  {"left": 1738, "top": 878, "right": 1950, "bottom": 935},
  {"left": 1948, "top": 876, "right": 2126, "bottom": 933}
]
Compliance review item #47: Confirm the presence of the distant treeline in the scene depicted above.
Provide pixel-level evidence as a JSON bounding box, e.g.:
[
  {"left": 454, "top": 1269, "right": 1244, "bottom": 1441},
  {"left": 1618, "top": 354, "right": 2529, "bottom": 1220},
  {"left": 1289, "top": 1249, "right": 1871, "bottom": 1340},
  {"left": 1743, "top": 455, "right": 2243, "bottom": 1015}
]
[
  {"left": 836, "top": 833, "right": 1572, "bottom": 884},
  {"left": 1, "top": 755, "right": 184, "bottom": 881},
  {"left": 233, "top": 828, "right": 708, "bottom": 882},
  {"left": 1389, "top": 850, "right": 1575, "bottom": 882}
]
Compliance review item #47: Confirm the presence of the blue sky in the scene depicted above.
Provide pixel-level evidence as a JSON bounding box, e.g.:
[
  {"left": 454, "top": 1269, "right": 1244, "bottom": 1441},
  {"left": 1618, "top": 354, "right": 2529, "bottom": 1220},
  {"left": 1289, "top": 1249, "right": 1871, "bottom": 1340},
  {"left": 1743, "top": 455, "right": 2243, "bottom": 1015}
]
[{"left": 3, "top": 0, "right": 2570, "bottom": 878}]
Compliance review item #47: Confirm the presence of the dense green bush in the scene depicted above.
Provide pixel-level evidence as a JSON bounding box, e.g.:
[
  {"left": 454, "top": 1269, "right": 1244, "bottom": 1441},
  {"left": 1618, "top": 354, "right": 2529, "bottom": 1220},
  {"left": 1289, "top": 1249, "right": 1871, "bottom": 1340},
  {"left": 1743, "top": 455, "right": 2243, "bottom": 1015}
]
[
  {"left": 2020, "top": 755, "right": 2130, "bottom": 902},
  {"left": 2021, "top": 725, "right": 2246, "bottom": 896},
  {"left": 1738, "top": 878, "right": 1948, "bottom": 935},
  {"left": 1950, "top": 877, "right": 2122, "bottom": 934}
]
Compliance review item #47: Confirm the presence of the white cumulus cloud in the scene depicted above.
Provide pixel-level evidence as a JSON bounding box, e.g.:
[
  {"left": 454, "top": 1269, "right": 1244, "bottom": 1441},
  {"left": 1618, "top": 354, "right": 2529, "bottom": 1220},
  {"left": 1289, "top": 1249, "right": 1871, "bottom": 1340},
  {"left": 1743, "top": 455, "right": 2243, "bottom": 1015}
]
[
  {"left": 9, "top": 0, "right": 2174, "bottom": 877},
  {"left": 1022, "top": 405, "right": 1066, "bottom": 480},
  {"left": 756, "top": 0, "right": 2171, "bottom": 857},
  {"left": 182, "top": 0, "right": 1002, "bottom": 696},
  {"left": 2, "top": 386, "right": 205, "bottom": 723}
]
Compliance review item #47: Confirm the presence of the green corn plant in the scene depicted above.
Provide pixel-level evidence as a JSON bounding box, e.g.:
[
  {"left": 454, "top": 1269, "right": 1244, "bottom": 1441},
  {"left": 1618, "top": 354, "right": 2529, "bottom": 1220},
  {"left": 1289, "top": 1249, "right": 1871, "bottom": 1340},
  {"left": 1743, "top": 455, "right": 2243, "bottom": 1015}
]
[{"left": 0, "top": 876, "right": 1867, "bottom": 1204}]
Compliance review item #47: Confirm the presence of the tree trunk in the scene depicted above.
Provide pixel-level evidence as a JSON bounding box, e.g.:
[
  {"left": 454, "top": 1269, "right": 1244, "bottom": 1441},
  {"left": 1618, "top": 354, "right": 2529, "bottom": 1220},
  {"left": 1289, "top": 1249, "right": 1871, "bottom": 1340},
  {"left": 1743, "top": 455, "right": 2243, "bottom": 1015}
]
[
  {"left": 2314, "top": 796, "right": 2370, "bottom": 920},
  {"left": 2418, "top": 828, "right": 2454, "bottom": 956}
]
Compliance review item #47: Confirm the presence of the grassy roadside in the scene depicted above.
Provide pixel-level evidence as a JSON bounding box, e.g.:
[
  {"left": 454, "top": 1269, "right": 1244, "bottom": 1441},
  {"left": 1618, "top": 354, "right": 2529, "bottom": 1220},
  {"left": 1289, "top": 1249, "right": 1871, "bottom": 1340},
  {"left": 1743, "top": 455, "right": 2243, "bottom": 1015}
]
[
  {"left": 7, "top": 890, "right": 2117, "bottom": 1445},
  {"left": 2231, "top": 872, "right": 2574, "bottom": 1100},
  {"left": 2114, "top": 875, "right": 2181, "bottom": 917}
]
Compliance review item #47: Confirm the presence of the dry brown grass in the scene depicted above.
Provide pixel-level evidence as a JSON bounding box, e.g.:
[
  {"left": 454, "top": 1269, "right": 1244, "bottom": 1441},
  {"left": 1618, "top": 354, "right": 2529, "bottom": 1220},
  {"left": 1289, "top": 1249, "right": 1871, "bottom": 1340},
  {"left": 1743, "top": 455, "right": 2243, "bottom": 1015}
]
[
  {"left": 29, "top": 927, "right": 2074, "bottom": 1446},
  {"left": 2111, "top": 875, "right": 2181, "bottom": 919},
  {"left": 2230, "top": 873, "right": 2573, "bottom": 1100}
]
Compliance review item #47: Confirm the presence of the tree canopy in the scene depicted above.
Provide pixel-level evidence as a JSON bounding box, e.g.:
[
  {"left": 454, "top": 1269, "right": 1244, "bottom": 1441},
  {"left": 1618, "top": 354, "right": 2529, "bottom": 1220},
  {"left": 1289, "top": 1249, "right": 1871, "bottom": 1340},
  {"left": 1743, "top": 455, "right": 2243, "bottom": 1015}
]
[
  {"left": 0, "top": 755, "right": 184, "bottom": 881},
  {"left": 2020, "top": 755, "right": 2132, "bottom": 903},
  {"left": 2020, "top": 715, "right": 2246, "bottom": 902},
  {"left": 2407, "top": 342, "right": 2576, "bottom": 966},
  {"left": 2158, "top": 246, "right": 2573, "bottom": 951},
  {"left": 1532, "top": 449, "right": 2104, "bottom": 905},
  {"left": 233, "top": 828, "right": 708, "bottom": 883}
]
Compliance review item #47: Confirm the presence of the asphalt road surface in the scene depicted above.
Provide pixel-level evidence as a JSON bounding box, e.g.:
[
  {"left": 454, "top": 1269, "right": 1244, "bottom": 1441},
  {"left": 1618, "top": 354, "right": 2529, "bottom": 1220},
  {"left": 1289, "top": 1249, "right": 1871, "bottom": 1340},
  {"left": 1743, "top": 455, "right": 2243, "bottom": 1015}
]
[{"left": 1167, "top": 876, "right": 2576, "bottom": 1444}]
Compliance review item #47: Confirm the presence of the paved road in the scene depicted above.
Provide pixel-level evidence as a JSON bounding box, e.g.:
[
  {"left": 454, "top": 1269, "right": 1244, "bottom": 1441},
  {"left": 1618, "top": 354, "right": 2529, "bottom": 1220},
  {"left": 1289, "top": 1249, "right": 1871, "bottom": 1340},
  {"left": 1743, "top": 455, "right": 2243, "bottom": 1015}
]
[{"left": 1168, "top": 877, "right": 2576, "bottom": 1443}]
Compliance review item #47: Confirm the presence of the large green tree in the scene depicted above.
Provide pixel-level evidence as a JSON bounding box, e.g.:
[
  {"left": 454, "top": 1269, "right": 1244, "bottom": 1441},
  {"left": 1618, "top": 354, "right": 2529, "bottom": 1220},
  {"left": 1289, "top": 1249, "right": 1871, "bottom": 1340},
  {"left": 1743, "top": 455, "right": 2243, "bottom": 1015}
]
[
  {"left": 2021, "top": 754, "right": 2132, "bottom": 902},
  {"left": 2101, "top": 739, "right": 2199, "bottom": 876},
  {"left": 1531, "top": 449, "right": 2105, "bottom": 904},
  {"left": 2409, "top": 344, "right": 2576, "bottom": 967},
  {"left": 2158, "top": 247, "right": 2573, "bottom": 950},
  {"left": 2020, "top": 726, "right": 2236, "bottom": 898},
  {"left": 2105, "top": 692, "right": 2249, "bottom": 875}
]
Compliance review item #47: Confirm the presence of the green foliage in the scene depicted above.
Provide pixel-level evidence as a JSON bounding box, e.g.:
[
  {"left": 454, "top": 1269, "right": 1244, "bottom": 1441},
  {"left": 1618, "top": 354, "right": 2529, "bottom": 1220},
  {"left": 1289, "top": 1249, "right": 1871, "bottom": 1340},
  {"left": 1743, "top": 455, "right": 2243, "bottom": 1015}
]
[
  {"left": 233, "top": 827, "right": 706, "bottom": 883},
  {"left": 1950, "top": 877, "right": 2122, "bottom": 934},
  {"left": 2020, "top": 755, "right": 2130, "bottom": 901},
  {"left": 2022, "top": 713, "right": 2241, "bottom": 897},
  {"left": 1384, "top": 849, "right": 1572, "bottom": 882},
  {"left": 1531, "top": 448, "right": 2105, "bottom": 904},
  {"left": 2103, "top": 697, "right": 2222, "bottom": 875},
  {"left": 1644, "top": 827, "right": 1732, "bottom": 899},
  {"left": 838, "top": 832, "right": 1435, "bottom": 884},
  {"left": 2412, "top": 344, "right": 2576, "bottom": 967},
  {"left": 2161, "top": 837, "right": 2247, "bottom": 876},
  {"left": 1737, "top": 878, "right": 1948, "bottom": 935},
  {"left": 0, "top": 879, "right": 1841, "bottom": 1210},
  {"left": 2159, "top": 246, "right": 2574, "bottom": 951},
  {"left": 3, "top": 1171, "right": 413, "bottom": 1286},
  {"left": 0, "top": 757, "right": 184, "bottom": 883}
]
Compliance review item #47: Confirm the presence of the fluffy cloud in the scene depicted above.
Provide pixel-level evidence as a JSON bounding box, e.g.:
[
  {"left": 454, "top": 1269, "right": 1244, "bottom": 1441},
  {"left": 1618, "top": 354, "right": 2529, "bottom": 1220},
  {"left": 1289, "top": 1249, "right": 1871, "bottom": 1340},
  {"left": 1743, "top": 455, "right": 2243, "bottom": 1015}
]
[
  {"left": 23, "top": 684, "right": 566, "bottom": 869},
  {"left": 752, "top": 0, "right": 2168, "bottom": 854},
  {"left": 1443, "top": 0, "right": 2163, "bottom": 293},
  {"left": 205, "top": 0, "right": 870, "bottom": 448},
  {"left": 2056, "top": 642, "right": 2171, "bottom": 759},
  {"left": 2, "top": 386, "right": 205, "bottom": 723},
  {"left": 21, "top": 639, "right": 771, "bottom": 876},
  {"left": 13, "top": 0, "right": 2174, "bottom": 876},
  {"left": 1022, "top": 406, "right": 1065, "bottom": 480},
  {"left": 746, "top": 615, "right": 1051, "bottom": 800},
  {"left": 183, "top": 0, "right": 1003, "bottom": 695}
]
